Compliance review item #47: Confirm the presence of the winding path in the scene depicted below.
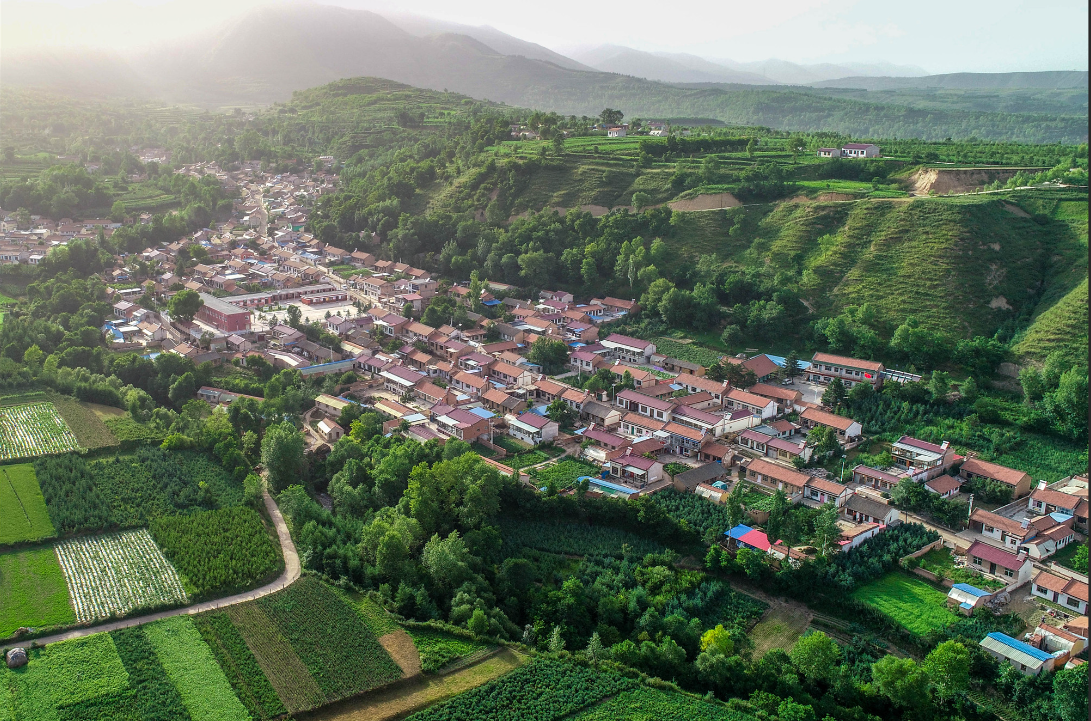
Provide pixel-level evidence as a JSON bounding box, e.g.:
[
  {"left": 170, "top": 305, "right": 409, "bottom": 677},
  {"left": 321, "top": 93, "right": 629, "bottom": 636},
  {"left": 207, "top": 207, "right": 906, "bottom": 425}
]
[{"left": 2, "top": 490, "right": 300, "bottom": 651}]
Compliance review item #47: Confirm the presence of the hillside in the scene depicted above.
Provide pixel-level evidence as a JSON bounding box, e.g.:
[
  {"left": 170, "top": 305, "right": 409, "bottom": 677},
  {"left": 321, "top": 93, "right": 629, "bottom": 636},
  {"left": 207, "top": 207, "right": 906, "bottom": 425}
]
[
  {"left": 568, "top": 45, "right": 774, "bottom": 84},
  {"left": 812, "top": 70, "right": 1090, "bottom": 90},
  {"left": 0, "top": 4, "right": 1086, "bottom": 143}
]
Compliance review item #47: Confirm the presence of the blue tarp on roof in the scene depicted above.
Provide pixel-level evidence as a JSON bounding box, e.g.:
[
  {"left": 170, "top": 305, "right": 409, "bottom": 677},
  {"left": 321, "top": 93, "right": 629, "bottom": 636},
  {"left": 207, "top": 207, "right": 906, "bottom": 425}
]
[
  {"left": 986, "top": 632, "right": 1054, "bottom": 662},
  {"left": 1049, "top": 512, "right": 1074, "bottom": 523},
  {"left": 726, "top": 524, "right": 753, "bottom": 540},
  {"left": 468, "top": 407, "right": 495, "bottom": 419},
  {"left": 481, "top": 299, "right": 501, "bottom": 306},
  {"left": 763, "top": 354, "right": 812, "bottom": 371},
  {"left": 952, "top": 583, "right": 991, "bottom": 598}
]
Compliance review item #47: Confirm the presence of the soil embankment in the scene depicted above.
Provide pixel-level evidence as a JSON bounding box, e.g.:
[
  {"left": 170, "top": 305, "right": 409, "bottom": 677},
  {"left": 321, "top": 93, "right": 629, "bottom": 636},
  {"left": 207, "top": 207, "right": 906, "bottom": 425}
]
[
  {"left": 669, "top": 192, "right": 742, "bottom": 211},
  {"left": 910, "top": 167, "right": 1044, "bottom": 195}
]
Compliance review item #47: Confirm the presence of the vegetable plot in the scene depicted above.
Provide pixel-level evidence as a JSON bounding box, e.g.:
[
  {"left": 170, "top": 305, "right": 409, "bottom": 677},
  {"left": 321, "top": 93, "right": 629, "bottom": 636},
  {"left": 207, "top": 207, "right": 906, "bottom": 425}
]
[
  {"left": 0, "top": 402, "right": 81, "bottom": 460},
  {"left": 54, "top": 529, "right": 189, "bottom": 623}
]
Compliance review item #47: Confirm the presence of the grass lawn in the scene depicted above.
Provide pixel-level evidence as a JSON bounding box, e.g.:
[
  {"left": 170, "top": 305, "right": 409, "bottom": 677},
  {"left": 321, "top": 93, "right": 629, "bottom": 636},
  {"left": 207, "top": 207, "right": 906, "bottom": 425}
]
[
  {"left": 0, "top": 463, "right": 56, "bottom": 545},
  {"left": 917, "top": 548, "right": 1005, "bottom": 590},
  {"left": 407, "top": 628, "right": 491, "bottom": 672},
  {"left": 851, "top": 572, "right": 958, "bottom": 635},
  {"left": 0, "top": 545, "right": 76, "bottom": 638},
  {"left": 749, "top": 605, "right": 812, "bottom": 657},
  {"left": 1050, "top": 541, "right": 1087, "bottom": 574}
]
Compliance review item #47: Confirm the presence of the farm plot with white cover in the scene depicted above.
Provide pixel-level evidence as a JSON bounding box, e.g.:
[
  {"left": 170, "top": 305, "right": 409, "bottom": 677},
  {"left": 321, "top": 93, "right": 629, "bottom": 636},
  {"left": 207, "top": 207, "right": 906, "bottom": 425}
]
[
  {"left": 54, "top": 529, "right": 190, "bottom": 622},
  {"left": 0, "top": 402, "right": 81, "bottom": 460}
]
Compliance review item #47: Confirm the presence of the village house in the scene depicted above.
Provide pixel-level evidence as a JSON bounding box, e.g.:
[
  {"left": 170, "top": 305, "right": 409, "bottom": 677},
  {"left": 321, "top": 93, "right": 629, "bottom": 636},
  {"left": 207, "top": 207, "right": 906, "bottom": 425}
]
[
  {"left": 747, "top": 383, "right": 802, "bottom": 415},
  {"left": 965, "top": 541, "right": 1034, "bottom": 584},
  {"left": 722, "top": 388, "right": 777, "bottom": 420},
  {"left": 434, "top": 408, "right": 492, "bottom": 443},
  {"left": 979, "top": 633, "right": 1057, "bottom": 676},
  {"left": 745, "top": 459, "right": 809, "bottom": 500},
  {"left": 580, "top": 426, "right": 632, "bottom": 464},
  {"left": 803, "top": 477, "right": 852, "bottom": 508},
  {"left": 852, "top": 465, "right": 904, "bottom": 493},
  {"left": 1031, "top": 571, "right": 1088, "bottom": 615},
  {"left": 799, "top": 407, "right": 863, "bottom": 446},
  {"left": 606, "top": 449, "right": 664, "bottom": 488},
  {"left": 616, "top": 389, "right": 674, "bottom": 422},
  {"left": 843, "top": 493, "right": 900, "bottom": 525},
  {"left": 959, "top": 458, "right": 1033, "bottom": 500},
  {"left": 890, "top": 436, "right": 956, "bottom": 481},
  {"left": 1028, "top": 479, "right": 1089, "bottom": 532},
  {"left": 601, "top": 334, "right": 656, "bottom": 365},
  {"left": 381, "top": 364, "right": 427, "bottom": 395},
  {"left": 505, "top": 411, "right": 559, "bottom": 446},
  {"left": 314, "top": 393, "right": 352, "bottom": 418},
  {"left": 317, "top": 418, "right": 344, "bottom": 443},
  {"left": 673, "top": 373, "right": 730, "bottom": 405},
  {"left": 742, "top": 354, "right": 780, "bottom": 383},
  {"left": 807, "top": 352, "right": 884, "bottom": 389},
  {"left": 925, "top": 475, "right": 962, "bottom": 498}
]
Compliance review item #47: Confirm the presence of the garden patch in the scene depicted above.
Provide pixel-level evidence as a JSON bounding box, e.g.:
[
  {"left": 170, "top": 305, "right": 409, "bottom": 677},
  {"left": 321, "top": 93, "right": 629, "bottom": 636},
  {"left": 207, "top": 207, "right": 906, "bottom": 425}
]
[
  {"left": 0, "top": 464, "right": 55, "bottom": 546},
  {"left": 0, "top": 545, "right": 74, "bottom": 639},
  {"left": 850, "top": 572, "right": 958, "bottom": 635}
]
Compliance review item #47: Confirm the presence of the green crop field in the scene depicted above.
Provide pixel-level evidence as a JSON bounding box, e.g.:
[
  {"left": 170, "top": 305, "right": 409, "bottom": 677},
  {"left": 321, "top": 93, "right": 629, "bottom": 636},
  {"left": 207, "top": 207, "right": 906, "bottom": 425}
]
[
  {"left": 0, "top": 545, "right": 75, "bottom": 639},
  {"left": 529, "top": 459, "right": 601, "bottom": 490},
  {"left": 195, "top": 612, "right": 288, "bottom": 720},
  {"left": 408, "top": 627, "right": 491, "bottom": 672},
  {"left": 851, "top": 572, "right": 959, "bottom": 635},
  {"left": 143, "top": 615, "right": 251, "bottom": 721},
  {"left": 500, "top": 520, "right": 668, "bottom": 557},
  {"left": 150, "top": 506, "right": 281, "bottom": 599},
  {"left": 0, "top": 402, "right": 81, "bottom": 460},
  {"left": 572, "top": 686, "right": 758, "bottom": 720},
  {"left": 0, "top": 464, "right": 55, "bottom": 546}
]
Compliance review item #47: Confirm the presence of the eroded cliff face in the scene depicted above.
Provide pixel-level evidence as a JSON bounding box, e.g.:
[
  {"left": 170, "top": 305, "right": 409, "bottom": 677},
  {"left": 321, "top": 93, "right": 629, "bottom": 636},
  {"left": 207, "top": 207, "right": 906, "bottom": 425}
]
[{"left": 910, "top": 167, "right": 1038, "bottom": 195}]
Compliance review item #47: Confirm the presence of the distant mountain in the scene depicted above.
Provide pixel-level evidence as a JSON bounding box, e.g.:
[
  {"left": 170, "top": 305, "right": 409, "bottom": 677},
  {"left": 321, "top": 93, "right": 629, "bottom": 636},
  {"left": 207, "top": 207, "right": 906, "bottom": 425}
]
[
  {"left": 379, "top": 12, "right": 592, "bottom": 71},
  {"left": 708, "top": 58, "right": 929, "bottom": 85},
  {"left": 811, "top": 71, "right": 1090, "bottom": 90},
  {"left": 568, "top": 45, "right": 773, "bottom": 84}
]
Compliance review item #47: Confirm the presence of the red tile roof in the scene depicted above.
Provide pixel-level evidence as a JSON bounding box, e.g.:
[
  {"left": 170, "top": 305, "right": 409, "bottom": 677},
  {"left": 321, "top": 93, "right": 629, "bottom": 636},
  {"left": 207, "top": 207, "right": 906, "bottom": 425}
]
[
  {"left": 961, "top": 458, "right": 1029, "bottom": 487},
  {"left": 967, "top": 541, "right": 1026, "bottom": 572}
]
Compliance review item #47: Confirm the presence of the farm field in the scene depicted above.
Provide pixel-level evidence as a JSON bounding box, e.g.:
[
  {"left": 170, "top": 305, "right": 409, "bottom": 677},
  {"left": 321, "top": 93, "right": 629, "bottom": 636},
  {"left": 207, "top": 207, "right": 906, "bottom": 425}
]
[
  {"left": 408, "top": 627, "right": 492, "bottom": 673},
  {"left": 529, "top": 459, "right": 601, "bottom": 490},
  {"left": 307, "top": 648, "right": 527, "bottom": 721},
  {"left": 54, "top": 528, "right": 189, "bottom": 623},
  {"left": 405, "top": 658, "right": 636, "bottom": 721},
  {"left": 195, "top": 612, "right": 288, "bottom": 720},
  {"left": 571, "top": 686, "right": 758, "bottom": 720},
  {"left": 850, "top": 572, "right": 959, "bottom": 635},
  {"left": 0, "top": 402, "right": 81, "bottom": 460},
  {"left": 653, "top": 337, "right": 724, "bottom": 367},
  {"left": 0, "top": 463, "right": 55, "bottom": 546},
  {"left": 0, "top": 545, "right": 75, "bottom": 639},
  {"left": 143, "top": 616, "right": 252, "bottom": 721},
  {"left": 150, "top": 506, "right": 281, "bottom": 599},
  {"left": 35, "top": 448, "right": 246, "bottom": 534},
  {"left": 49, "top": 394, "right": 121, "bottom": 450},
  {"left": 748, "top": 604, "right": 812, "bottom": 657}
]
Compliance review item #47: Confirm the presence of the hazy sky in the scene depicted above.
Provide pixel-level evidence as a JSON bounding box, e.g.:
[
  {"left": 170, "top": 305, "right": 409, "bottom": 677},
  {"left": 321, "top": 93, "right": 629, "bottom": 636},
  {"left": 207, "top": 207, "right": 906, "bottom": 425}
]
[{"left": 3, "top": 0, "right": 1087, "bottom": 73}]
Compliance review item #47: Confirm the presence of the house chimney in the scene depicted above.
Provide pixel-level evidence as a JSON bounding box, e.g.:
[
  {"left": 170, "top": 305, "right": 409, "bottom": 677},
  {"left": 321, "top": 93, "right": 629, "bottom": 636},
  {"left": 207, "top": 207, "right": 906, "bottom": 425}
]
[
  {"left": 1021, "top": 517, "right": 1030, "bottom": 530},
  {"left": 940, "top": 441, "right": 950, "bottom": 450},
  {"left": 1038, "top": 480, "right": 1047, "bottom": 491}
]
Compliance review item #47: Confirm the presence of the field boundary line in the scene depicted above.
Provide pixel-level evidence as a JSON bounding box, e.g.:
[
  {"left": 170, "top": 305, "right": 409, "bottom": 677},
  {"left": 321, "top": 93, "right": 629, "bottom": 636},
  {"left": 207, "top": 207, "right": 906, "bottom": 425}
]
[
  {"left": 2, "top": 467, "right": 32, "bottom": 524},
  {"left": 2, "top": 489, "right": 300, "bottom": 651}
]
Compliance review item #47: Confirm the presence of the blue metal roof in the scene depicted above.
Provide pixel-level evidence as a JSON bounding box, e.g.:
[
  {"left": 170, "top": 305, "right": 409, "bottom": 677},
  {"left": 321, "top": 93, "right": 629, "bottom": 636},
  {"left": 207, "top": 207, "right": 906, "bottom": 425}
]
[
  {"left": 585, "top": 477, "right": 638, "bottom": 495},
  {"left": 481, "top": 299, "right": 501, "bottom": 306},
  {"left": 1049, "top": 512, "right": 1074, "bottom": 523},
  {"left": 952, "top": 583, "right": 991, "bottom": 597},
  {"left": 986, "top": 632, "right": 1054, "bottom": 662},
  {"left": 468, "top": 407, "right": 495, "bottom": 419},
  {"left": 726, "top": 524, "right": 753, "bottom": 540},
  {"left": 960, "top": 602, "right": 973, "bottom": 610}
]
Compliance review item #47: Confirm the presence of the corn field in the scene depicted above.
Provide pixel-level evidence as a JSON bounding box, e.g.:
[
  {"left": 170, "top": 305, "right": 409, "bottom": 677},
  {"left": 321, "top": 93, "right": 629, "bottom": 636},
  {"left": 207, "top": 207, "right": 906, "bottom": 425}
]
[
  {"left": 54, "top": 529, "right": 190, "bottom": 623},
  {"left": 0, "top": 402, "right": 81, "bottom": 460}
]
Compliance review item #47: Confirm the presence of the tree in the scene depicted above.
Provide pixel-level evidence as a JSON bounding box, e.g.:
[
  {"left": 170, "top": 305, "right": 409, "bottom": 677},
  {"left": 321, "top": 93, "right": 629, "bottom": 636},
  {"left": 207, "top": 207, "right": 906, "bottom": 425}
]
[
  {"left": 585, "top": 632, "right": 605, "bottom": 662},
  {"left": 720, "top": 325, "right": 742, "bottom": 348},
  {"left": 599, "top": 108, "right": 624, "bottom": 126},
  {"left": 960, "top": 376, "right": 980, "bottom": 402},
  {"left": 261, "top": 421, "right": 306, "bottom": 492},
  {"left": 807, "top": 424, "right": 841, "bottom": 460},
  {"left": 922, "top": 640, "right": 970, "bottom": 698},
  {"left": 109, "top": 200, "right": 127, "bottom": 222},
  {"left": 546, "top": 397, "right": 575, "bottom": 426},
  {"left": 700, "top": 624, "right": 735, "bottom": 656},
  {"left": 782, "top": 350, "right": 801, "bottom": 383},
  {"left": 746, "top": 138, "right": 756, "bottom": 157},
  {"left": 811, "top": 503, "right": 840, "bottom": 556},
  {"left": 286, "top": 304, "right": 302, "bottom": 327},
  {"left": 1052, "top": 664, "right": 1089, "bottom": 721},
  {"left": 168, "top": 372, "right": 197, "bottom": 408},
  {"left": 929, "top": 371, "right": 952, "bottom": 401},
  {"left": 527, "top": 337, "right": 569, "bottom": 375},
  {"left": 167, "top": 289, "right": 203, "bottom": 323},
  {"left": 872, "top": 656, "right": 930, "bottom": 714},
  {"left": 631, "top": 192, "right": 650, "bottom": 211},
  {"left": 789, "top": 631, "right": 840, "bottom": 681},
  {"left": 821, "top": 378, "right": 847, "bottom": 408},
  {"left": 548, "top": 625, "right": 566, "bottom": 652},
  {"left": 725, "top": 478, "right": 748, "bottom": 529}
]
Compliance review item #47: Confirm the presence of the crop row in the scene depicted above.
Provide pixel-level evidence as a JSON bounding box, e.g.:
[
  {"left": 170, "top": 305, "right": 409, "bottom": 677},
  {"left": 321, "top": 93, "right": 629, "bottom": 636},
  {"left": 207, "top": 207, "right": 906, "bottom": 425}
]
[
  {"left": 407, "top": 658, "right": 636, "bottom": 721},
  {"left": 195, "top": 612, "right": 287, "bottom": 720},
  {"left": 150, "top": 506, "right": 281, "bottom": 599},
  {"left": 0, "top": 402, "right": 80, "bottom": 460},
  {"left": 257, "top": 577, "right": 403, "bottom": 706},
  {"left": 647, "top": 488, "right": 736, "bottom": 537},
  {"left": 54, "top": 528, "right": 189, "bottom": 623}
]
